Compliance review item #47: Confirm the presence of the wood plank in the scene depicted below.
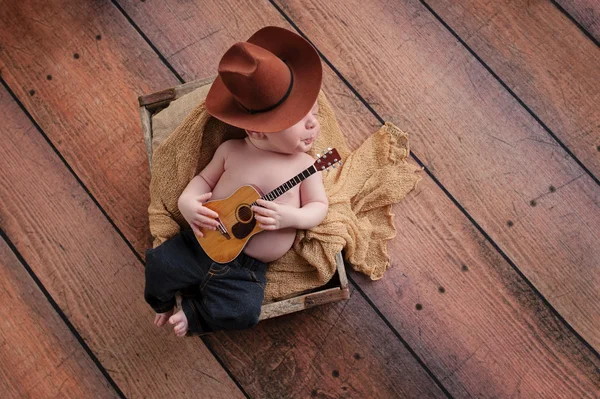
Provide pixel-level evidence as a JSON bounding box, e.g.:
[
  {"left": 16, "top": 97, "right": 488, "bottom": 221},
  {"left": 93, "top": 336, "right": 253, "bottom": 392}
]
[
  {"left": 555, "top": 0, "right": 600, "bottom": 43},
  {"left": 0, "top": 85, "right": 244, "bottom": 398},
  {"left": 425, "top": 0, "right": 600, "bottom": 179},
  {"left": 0, "top": 236, "right": 119, "bottom": 398},
  {"left": 0, "top": 1, "right": 445, "bottom": 398},
  {"left": 0, "top": 0, "right": 180, "bottom": 254},
  {"left": 117, "top": 0, "right": 600, "bottom": 396},
  {"left": 208, "top": 286, "right": 446, "bottom": 398},
  {"left": 271, "top": 0, "right": 600, "bottom": 350},
  {"left": 359, "top": 183, "right": 600, "bottom": 398}
]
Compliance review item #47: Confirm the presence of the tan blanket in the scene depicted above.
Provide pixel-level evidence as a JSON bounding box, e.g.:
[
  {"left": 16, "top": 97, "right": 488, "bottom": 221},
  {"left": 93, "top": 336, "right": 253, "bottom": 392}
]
[{"left": 148, "top": 87, "right": 421, "bottom": 302}]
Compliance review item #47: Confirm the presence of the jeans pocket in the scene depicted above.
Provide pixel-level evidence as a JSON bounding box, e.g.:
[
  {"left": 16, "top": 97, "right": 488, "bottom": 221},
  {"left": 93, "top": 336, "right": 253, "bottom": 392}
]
[
  {"left": 200, "top": 262, "right": 231, "bottom": 291},
  {"left": 209, "top": 262, "right": 231, "bottom": 275}
]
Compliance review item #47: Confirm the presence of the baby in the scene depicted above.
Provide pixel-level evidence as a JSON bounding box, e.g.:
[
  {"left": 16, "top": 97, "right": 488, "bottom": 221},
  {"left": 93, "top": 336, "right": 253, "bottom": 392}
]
[{"left": 144, "top": 26, "right": 328, "bottom": 336}]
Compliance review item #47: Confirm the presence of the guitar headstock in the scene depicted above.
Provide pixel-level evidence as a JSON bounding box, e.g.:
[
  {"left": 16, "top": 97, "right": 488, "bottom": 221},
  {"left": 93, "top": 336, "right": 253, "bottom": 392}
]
[{"left": 314, "top": 147, "right": 342, "bottom": 172}]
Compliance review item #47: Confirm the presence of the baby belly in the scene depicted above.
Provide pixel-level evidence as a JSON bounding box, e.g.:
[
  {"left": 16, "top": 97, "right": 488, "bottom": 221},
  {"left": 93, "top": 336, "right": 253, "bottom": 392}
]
[{"left": 243, "top": 227, "right": 296, "bottom": 263}]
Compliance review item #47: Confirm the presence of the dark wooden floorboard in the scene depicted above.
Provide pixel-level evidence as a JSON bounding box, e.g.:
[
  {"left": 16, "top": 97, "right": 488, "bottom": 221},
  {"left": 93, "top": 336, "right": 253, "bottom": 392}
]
[
  {"left": 0, "top": 0, "right": 180, "bottom": 256},
  {"left": 0, "top": 234, "right": 119, "bottom": 399},
  {"left": 118, "top": 0, "right": 600, "bottom": 396},
  {"left": 0, "top": 0, "right": 599, "bottom": 397},
  {"left": 0, "top": 1, "right": 446, "bottom": 398},
  {"left": 426, "top": 0, "right": 600, "bottom": 180},
  {"left": 205, "top": 285, "right": 446, "bottom": 398},
  {"left": 274, "top": 0, "right": 600, "bottom": 352},
  {"left": 0, "top": 83, "right": 245, "bottom": 398},
  {"left": 554, "top": 0, "right": 600, "bottom": 43}
]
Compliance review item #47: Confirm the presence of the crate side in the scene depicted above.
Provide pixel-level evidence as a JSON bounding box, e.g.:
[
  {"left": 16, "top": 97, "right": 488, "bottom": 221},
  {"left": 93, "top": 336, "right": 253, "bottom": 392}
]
[
  {"left": 259, "top": 287, "right": 349, "bottom": 320},
  {"left": 139, "top": 106, "right": 153, "bottom": 169}
]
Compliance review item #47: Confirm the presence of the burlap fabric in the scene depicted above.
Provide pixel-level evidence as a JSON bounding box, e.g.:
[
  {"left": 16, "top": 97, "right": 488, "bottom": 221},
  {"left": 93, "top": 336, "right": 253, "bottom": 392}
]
[{"left": 148, "top": 80, "right": 421, "bottom": 302}]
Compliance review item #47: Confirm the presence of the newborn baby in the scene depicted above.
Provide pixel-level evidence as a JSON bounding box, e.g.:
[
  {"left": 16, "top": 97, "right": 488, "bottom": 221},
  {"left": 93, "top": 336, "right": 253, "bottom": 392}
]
[
  {"left": 169, "top": 100, "right": 327, "bottom": 335},
  {"left": 144, "top": 25, "right": 327, "bottom": 336}
]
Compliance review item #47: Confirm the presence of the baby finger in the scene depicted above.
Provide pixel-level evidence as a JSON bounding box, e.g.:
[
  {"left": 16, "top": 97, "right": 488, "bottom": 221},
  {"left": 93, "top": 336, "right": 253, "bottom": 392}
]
[
  {"left": 196, "top": 215, "right": 219, "bottom": 227},
  {"left": 198, "top": 207, "right": 219, "bottom": 219},
  {"left": 191, "top": 224, "right": 204, "bottom": 237},
  {"left": 255, "top": 215, "right": 275, "bottom": 225},
  {"left": 198, "top": 222, "right": 217, "bottom": 230},
  {"left": 252, "top": 206, "right": 275, "bottom": 217},
  {"left": 256, "top": 199, "right": 278, "bottom": 210}
]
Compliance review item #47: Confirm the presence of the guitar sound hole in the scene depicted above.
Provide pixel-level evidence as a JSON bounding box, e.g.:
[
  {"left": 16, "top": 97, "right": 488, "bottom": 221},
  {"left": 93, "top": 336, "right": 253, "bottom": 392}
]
[{"left": 236, "top": 204, "right": 253, "bottom": 223}]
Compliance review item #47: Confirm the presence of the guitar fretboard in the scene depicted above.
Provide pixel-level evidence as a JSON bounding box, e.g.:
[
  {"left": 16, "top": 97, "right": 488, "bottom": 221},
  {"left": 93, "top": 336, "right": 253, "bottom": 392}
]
[{"left": 251, "top": 165, "right": 318, "bottom": 206}]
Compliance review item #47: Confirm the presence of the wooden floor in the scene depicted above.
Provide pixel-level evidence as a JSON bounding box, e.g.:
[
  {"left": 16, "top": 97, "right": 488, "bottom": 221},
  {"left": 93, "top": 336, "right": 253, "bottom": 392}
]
[{"left": 1, "top": 0, "right": 599, "bottom": 398}]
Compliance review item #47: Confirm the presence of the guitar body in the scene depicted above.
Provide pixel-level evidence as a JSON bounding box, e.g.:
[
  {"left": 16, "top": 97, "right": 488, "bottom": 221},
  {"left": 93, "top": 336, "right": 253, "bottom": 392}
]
[
  {"left": 194, "top": 148, "right": 342, "bottom": 264},
  {"left": 195, "top": 185, "right": 264, "bottom": 264}
]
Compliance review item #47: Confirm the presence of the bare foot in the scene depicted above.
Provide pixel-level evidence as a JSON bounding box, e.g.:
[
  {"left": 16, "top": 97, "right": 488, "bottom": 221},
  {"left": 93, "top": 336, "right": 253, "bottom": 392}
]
[
  {"left": 154, "top": 309, "right": 173, "bottom": 327},
  {"left": 169, "top": 310, "right": 189, "bottom": 337}
]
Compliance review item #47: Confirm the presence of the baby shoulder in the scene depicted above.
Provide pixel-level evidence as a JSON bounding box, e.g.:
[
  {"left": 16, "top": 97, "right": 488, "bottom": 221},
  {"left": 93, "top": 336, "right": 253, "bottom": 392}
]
[
  {"left": 298, "top": 152, "right": 316, "bottom": 168},
  {"left": 216, "top": 138, "right": 244, "bottom": 151},
  {"left": 213, "top": 139, "right": 244, "bottom": 159}
]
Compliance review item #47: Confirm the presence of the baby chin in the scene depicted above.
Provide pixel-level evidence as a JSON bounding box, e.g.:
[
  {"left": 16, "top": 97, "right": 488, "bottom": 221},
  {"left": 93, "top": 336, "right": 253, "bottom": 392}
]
[{"left": 299, "top": 140, "right": 314, "bottom": 152}]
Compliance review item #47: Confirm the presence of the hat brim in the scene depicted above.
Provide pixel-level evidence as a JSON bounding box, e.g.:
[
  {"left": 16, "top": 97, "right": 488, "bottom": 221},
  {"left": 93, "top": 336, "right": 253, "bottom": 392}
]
[{"left": 205, "top": 26, "right": 323, "bottom": 133}]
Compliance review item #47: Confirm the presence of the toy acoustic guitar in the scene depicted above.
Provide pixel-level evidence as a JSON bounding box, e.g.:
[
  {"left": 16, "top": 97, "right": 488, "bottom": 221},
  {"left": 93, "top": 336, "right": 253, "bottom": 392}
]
[{"left": 196, "top": 148, "right": 342, "bottom": 263}]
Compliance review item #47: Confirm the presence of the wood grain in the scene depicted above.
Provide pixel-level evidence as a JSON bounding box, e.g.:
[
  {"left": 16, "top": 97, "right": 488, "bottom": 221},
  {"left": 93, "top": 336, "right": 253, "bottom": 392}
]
[
  {"left": 325, "top": 55, "right": 600, "bottom": 398},
  {"left": 0, "top": 1, "right": 445, "bottom": 398},
  {"left": 0, "top": 85, "right": 244, "bottom": 399},
  {"left": 425, "top": 0, "right": 600, "bottom": 178},
  {"left": 199, "top": 185, "right": 263, "bottom": 264},
  {"left": 118, "top": 0, "right": 600, "bottom": 396},
  {"left": 206, "top": 284, "right": 445, "bottom": 399},
  {"left": 555, "top": 0, "right": 600, "bottom": 42},
  {"left": 274, "top": 0, "right": 600, "bottom": 351},
  {"left": 0, "top": 237, "right": 119, "bottom": 399},
  {"left": 0, "top": 0, "right": 180, "bottom": 254},
  {"left": 357, "top": 177, "right": 600, "bottom": 397}
]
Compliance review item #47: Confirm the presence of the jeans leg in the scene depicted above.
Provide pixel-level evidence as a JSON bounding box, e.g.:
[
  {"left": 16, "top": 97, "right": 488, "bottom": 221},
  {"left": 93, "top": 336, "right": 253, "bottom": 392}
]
[
  {"left": 180, "top": 296, "right": 213, "bottom": 334},
  {"left": 144, "top": 229, "right": 213, "bottom": 313},
  {"left": 199, "top": 257, "right": 267, "bottom": 331}
]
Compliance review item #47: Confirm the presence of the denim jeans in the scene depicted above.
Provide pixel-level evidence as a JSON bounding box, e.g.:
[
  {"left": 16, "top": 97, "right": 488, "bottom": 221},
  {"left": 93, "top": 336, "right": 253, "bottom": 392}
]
[{"left": 144, "top": 228, "right": 267, "bottom": 334}]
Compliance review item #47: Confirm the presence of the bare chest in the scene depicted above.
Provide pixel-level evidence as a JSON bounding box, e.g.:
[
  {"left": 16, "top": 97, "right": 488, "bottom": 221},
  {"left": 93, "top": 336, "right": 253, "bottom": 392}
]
[{"left": 212, "top": 151, "right": 307, "bottom": 206}]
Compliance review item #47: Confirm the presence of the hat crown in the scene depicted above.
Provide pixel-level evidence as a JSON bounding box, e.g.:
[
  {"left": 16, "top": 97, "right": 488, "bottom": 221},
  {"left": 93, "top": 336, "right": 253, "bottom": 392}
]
[{"left": 218, "top": 42, "right": 292, "bottom": 112}]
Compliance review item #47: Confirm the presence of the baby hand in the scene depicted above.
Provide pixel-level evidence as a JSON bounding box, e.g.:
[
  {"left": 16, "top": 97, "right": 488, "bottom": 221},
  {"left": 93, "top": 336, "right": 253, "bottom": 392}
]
[
  {"left": 251, "top": 199, "right": 298, "bottom": 230},
  {"left": 178, "top": 192, "right": 220, "bottom": 237}
]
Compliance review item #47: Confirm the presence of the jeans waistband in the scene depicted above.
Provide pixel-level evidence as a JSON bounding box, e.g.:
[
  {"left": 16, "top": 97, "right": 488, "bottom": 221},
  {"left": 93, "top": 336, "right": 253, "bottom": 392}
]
[{"left": 235, "top": 251, "right": 267, "bottom": 272}]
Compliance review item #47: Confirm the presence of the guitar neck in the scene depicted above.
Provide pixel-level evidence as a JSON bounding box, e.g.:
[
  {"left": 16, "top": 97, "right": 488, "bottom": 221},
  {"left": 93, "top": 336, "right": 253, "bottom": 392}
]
[{"left": 251, "top": 165, "right": 318, "bottom": 205}]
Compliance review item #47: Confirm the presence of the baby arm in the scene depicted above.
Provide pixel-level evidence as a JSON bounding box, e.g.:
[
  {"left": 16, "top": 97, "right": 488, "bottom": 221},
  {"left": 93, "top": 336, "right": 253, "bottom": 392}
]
[
  {"left": 252, "top": 170, "right": 328, "bottom": 230},
  {"left": 178, "top": 141, "right": 230, "bottom": 236}
]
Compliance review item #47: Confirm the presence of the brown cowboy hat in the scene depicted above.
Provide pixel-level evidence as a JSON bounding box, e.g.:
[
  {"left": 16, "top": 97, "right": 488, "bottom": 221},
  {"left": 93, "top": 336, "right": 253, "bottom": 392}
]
[{"left": 205, "top": 26, "right": 323, "bottom": 133}]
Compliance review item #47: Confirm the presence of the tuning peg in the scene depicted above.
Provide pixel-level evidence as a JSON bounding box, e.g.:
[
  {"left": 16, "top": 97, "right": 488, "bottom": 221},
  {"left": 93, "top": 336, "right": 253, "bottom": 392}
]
[
  {"left": 332, "top": 164, "right": 337, "bottom": 169},
  {"left": 339, "top": 160, "right": 343, "bottom": 166}
]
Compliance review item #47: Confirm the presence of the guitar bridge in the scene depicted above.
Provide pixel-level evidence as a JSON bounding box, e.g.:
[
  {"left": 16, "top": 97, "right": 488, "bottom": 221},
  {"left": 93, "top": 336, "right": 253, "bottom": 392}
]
[{"left": 216, "top": 218, "right": 231, "bottom": 240}]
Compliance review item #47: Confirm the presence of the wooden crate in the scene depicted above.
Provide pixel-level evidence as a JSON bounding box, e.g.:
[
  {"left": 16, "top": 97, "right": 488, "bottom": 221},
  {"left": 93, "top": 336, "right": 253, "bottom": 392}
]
[{"left": 138, "top": 78, "right": 350, "bottom": 321}]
